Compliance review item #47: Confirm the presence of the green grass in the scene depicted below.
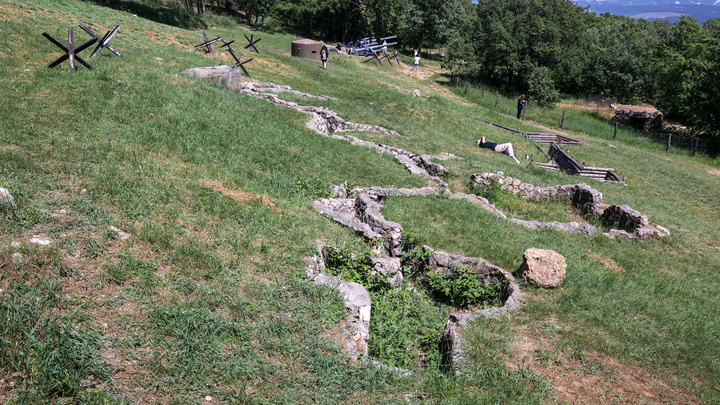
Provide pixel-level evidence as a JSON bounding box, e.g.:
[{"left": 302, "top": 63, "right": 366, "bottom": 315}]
[{"left": 1, "top": 0, "right": 720, "bottom": 403}]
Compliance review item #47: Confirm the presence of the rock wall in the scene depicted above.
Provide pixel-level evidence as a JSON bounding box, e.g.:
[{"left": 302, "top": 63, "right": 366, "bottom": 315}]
[
  {"left": 470, "top": 172, "right": 669, "bottom": 240},
  {"left": 612, "top": 104, "right": 663, "bottom": 131}
]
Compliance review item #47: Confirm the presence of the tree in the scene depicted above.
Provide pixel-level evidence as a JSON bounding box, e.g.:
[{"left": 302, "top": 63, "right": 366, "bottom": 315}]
[{"left": 655, "top": 16, "right": 720, "bottom": 136}]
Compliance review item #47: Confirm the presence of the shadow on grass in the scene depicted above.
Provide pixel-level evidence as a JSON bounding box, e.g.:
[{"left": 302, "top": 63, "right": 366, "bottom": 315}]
[{"left": 82, "top": 0, "right": 208, "bottom": 30}]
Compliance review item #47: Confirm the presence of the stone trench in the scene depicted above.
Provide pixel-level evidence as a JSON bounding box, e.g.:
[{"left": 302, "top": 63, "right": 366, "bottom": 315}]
[
  {"left": 185, "top": 66, "right": 669, "bottom": 373},
  {"left": 470, "top": 172, "right": 670, "bottom": 240}
]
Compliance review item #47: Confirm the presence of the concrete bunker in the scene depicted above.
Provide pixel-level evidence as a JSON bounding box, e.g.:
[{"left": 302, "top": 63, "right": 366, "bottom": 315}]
[{"left": 291, "top": 39, "right": 323, "bottom": 60}]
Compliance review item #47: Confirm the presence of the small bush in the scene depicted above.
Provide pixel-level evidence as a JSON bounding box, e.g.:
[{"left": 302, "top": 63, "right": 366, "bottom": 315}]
[
  {"left": 291, "top": 177, "right": 333, "bottom": 199},
  {"left": 425, "top": 265, "right": 504, "bottom": 309},
  {"left": 324, "top": 247, "right": 390, "bottom": 292}
]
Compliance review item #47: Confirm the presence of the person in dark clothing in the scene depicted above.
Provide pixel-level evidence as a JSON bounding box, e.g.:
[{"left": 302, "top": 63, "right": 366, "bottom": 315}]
[
  {"left": 476, "top": 136, "right": 521, "bottom": 163},
  {"left": 517, "top": 94, "right": 526, "bottom": 119},
  {"left": 320, "top": 45, "right": 328, "bottom": 69}
]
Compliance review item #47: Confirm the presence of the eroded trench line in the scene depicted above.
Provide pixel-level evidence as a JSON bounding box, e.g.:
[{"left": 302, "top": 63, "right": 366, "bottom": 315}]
[{"left": 185, "top": 68, "right": 666, "bottom": 372}]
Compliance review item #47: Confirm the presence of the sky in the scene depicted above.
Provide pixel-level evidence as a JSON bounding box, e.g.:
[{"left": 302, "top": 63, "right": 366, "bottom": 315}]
[{"left": 573, "top": 1, "right": 720, "bottom": 22}]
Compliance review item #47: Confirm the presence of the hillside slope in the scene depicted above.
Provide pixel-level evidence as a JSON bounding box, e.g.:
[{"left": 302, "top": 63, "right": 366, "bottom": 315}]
[{"left": 1, "top": 0, "right": 720, "bottom": 403}]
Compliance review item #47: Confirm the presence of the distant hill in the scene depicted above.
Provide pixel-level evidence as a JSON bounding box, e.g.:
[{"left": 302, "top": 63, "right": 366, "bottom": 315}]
[{"left": 574, "top": 0, "right": 720, "bottom": 22}]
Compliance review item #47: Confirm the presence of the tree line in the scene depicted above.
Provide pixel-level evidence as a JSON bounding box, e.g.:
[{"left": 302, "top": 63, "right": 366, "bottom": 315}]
[{"left": 175, "top": 0, "right": 719, "bottom": 137}]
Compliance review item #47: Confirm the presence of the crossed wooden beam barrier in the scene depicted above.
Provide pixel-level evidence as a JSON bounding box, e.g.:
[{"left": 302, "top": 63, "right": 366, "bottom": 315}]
[
  {"left": 220, "top": 37, "right": 253, "bottom": 76},
  {"left": 244, "top": 34, "right": 261, "bottom": 53},
  {"left": 79, "top": 24, "right": 121, "bottom": 57},
  {"left": 42, "top": 29, "right": 97, "bottom": 72},
  {"left": 194, "top": 30, "right": 223, "bottom": 54}
]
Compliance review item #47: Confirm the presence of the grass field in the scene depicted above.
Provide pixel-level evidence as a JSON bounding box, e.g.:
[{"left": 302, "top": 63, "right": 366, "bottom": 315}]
[{"left": 1, "top": 0, "right": 720, "bottom": 403}]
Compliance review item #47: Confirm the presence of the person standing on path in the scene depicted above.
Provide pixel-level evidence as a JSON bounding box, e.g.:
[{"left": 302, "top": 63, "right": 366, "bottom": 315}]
[
  {"left": 476, "top": 136, "right": 521, "bottom": 164},
  {"left": 517, "top": 94, "right": 526, "bottom": 119},
  {"left": 320, "top": 44, "right": 328, "bottom": 69},
  {"left": 411, "top": 54, "right": 420, "bottom": 71}
]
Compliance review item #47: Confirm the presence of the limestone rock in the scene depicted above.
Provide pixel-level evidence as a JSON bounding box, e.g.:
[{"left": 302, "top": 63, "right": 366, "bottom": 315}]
[
  {"left": 411, "top": 89, "right": 421, "bottom": 98},
  {"left": 29, "top": 234, "right": 53, "bottom": 247},
  {"left": 12, "top": 252, "right": 23, "bottom": 265},
  {"left": 331, "top": 183, "right": 347, "bottom": 198},
  {"left": 517, "top": 248, "right": 566, "bottom": 288},
  {"left": 510, "top": 219, "right": 598, "bottom": 236},
  {"left": 185, "top": 65, "right": 243, "bottom": 91},
  {"left": 0, "top": 188, "right": 16, "bottom": 210},
  {"left": 109, "top": 226, "right": 131, "bottom": 241}
]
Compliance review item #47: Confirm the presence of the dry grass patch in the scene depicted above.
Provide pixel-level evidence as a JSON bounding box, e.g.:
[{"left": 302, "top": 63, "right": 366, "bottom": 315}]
[
  {"left": 507, "top": 325, "right": 702, "bottom": 404},
  {"left": 200, "top": 179, "right": 278, "bottom": 211},
  {"left": 585, "top": 250, "right": 624, "bottom": 273}
]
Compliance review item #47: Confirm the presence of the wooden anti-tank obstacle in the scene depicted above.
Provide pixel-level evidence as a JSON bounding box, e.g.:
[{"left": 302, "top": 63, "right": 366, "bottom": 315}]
[
  {"left": 194, "top": 30, "right": 223, "bottom": 54},
  {"left": 220, "top": 37, "right": 253, "bottom": 76},
  {"left": 243, "top": 34, "right": 261, "bottom": 53},
  {"left": 42, "top": 29, "right": 97, "bottom": 72},
  {"left": 79, "top": 24, "right": 121, "bottom": 58}
]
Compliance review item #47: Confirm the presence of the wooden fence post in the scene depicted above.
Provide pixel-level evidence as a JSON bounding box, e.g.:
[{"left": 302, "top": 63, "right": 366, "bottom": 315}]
[
  {"left": 465, "top": 83, "right": 468, "bottom": 94},
  {"left": 455, "top": 77, "right": 459, "bottom": 87},
  {"left": 482, "top": 88, "right": 485, "bottom": 99},
  {"left": 560, "top": 110, "right": 566, "bottom": 129},
  {"left": 666, "top": 133, "right": 672, "bottom": 152},
  {"left": 694, "top": 137, "right": 699, "bottom": 156},
  {"left": 495, "top": 94, "right": 501, "bottom": 108},
  {"left": 614, "top": 122, "right": 618, "bottom": 139}
]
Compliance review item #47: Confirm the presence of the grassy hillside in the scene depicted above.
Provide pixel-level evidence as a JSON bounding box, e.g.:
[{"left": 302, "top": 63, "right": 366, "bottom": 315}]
[{"left": 1, "top": 0, "right": 720, "bottom": 403}]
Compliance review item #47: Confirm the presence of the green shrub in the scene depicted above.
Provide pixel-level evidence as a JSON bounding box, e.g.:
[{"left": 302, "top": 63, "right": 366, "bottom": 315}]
[
  {"left": 368, "top": 287, "right": 445, "bottom": 369},
  {"left": 425, "top": 265, "right": 504, "bottom": 309},
  {"left": 324, "top": 247, "right": 390, "bottom": 292}
]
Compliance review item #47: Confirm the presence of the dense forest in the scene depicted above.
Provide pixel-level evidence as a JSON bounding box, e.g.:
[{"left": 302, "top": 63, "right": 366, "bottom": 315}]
[{"left": 168, "top": 0, "right": 719, "bottom": 138}]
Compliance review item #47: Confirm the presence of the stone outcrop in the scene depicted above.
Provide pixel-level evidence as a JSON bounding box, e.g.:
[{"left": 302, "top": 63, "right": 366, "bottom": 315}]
[
  {"left": 313, "top": 191, "right": 404, "bottom": 257},
  {"left": 369, "top": 257, "right": 403, "bottom": 288},
  {"left": 355, "top": 193, "right": 403, "bottom": 256},
  {"left": 510, "top": 219, "right": 597, "bottom": 236},
  {"left": 0, "top": 188, "right": 15, "bottom": 210},
  {"left": 185, "top": 65, "right": 243, "bottom": 91},
  {"left": 516, "top": 248, "right": 566, "bottom": 288}
]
